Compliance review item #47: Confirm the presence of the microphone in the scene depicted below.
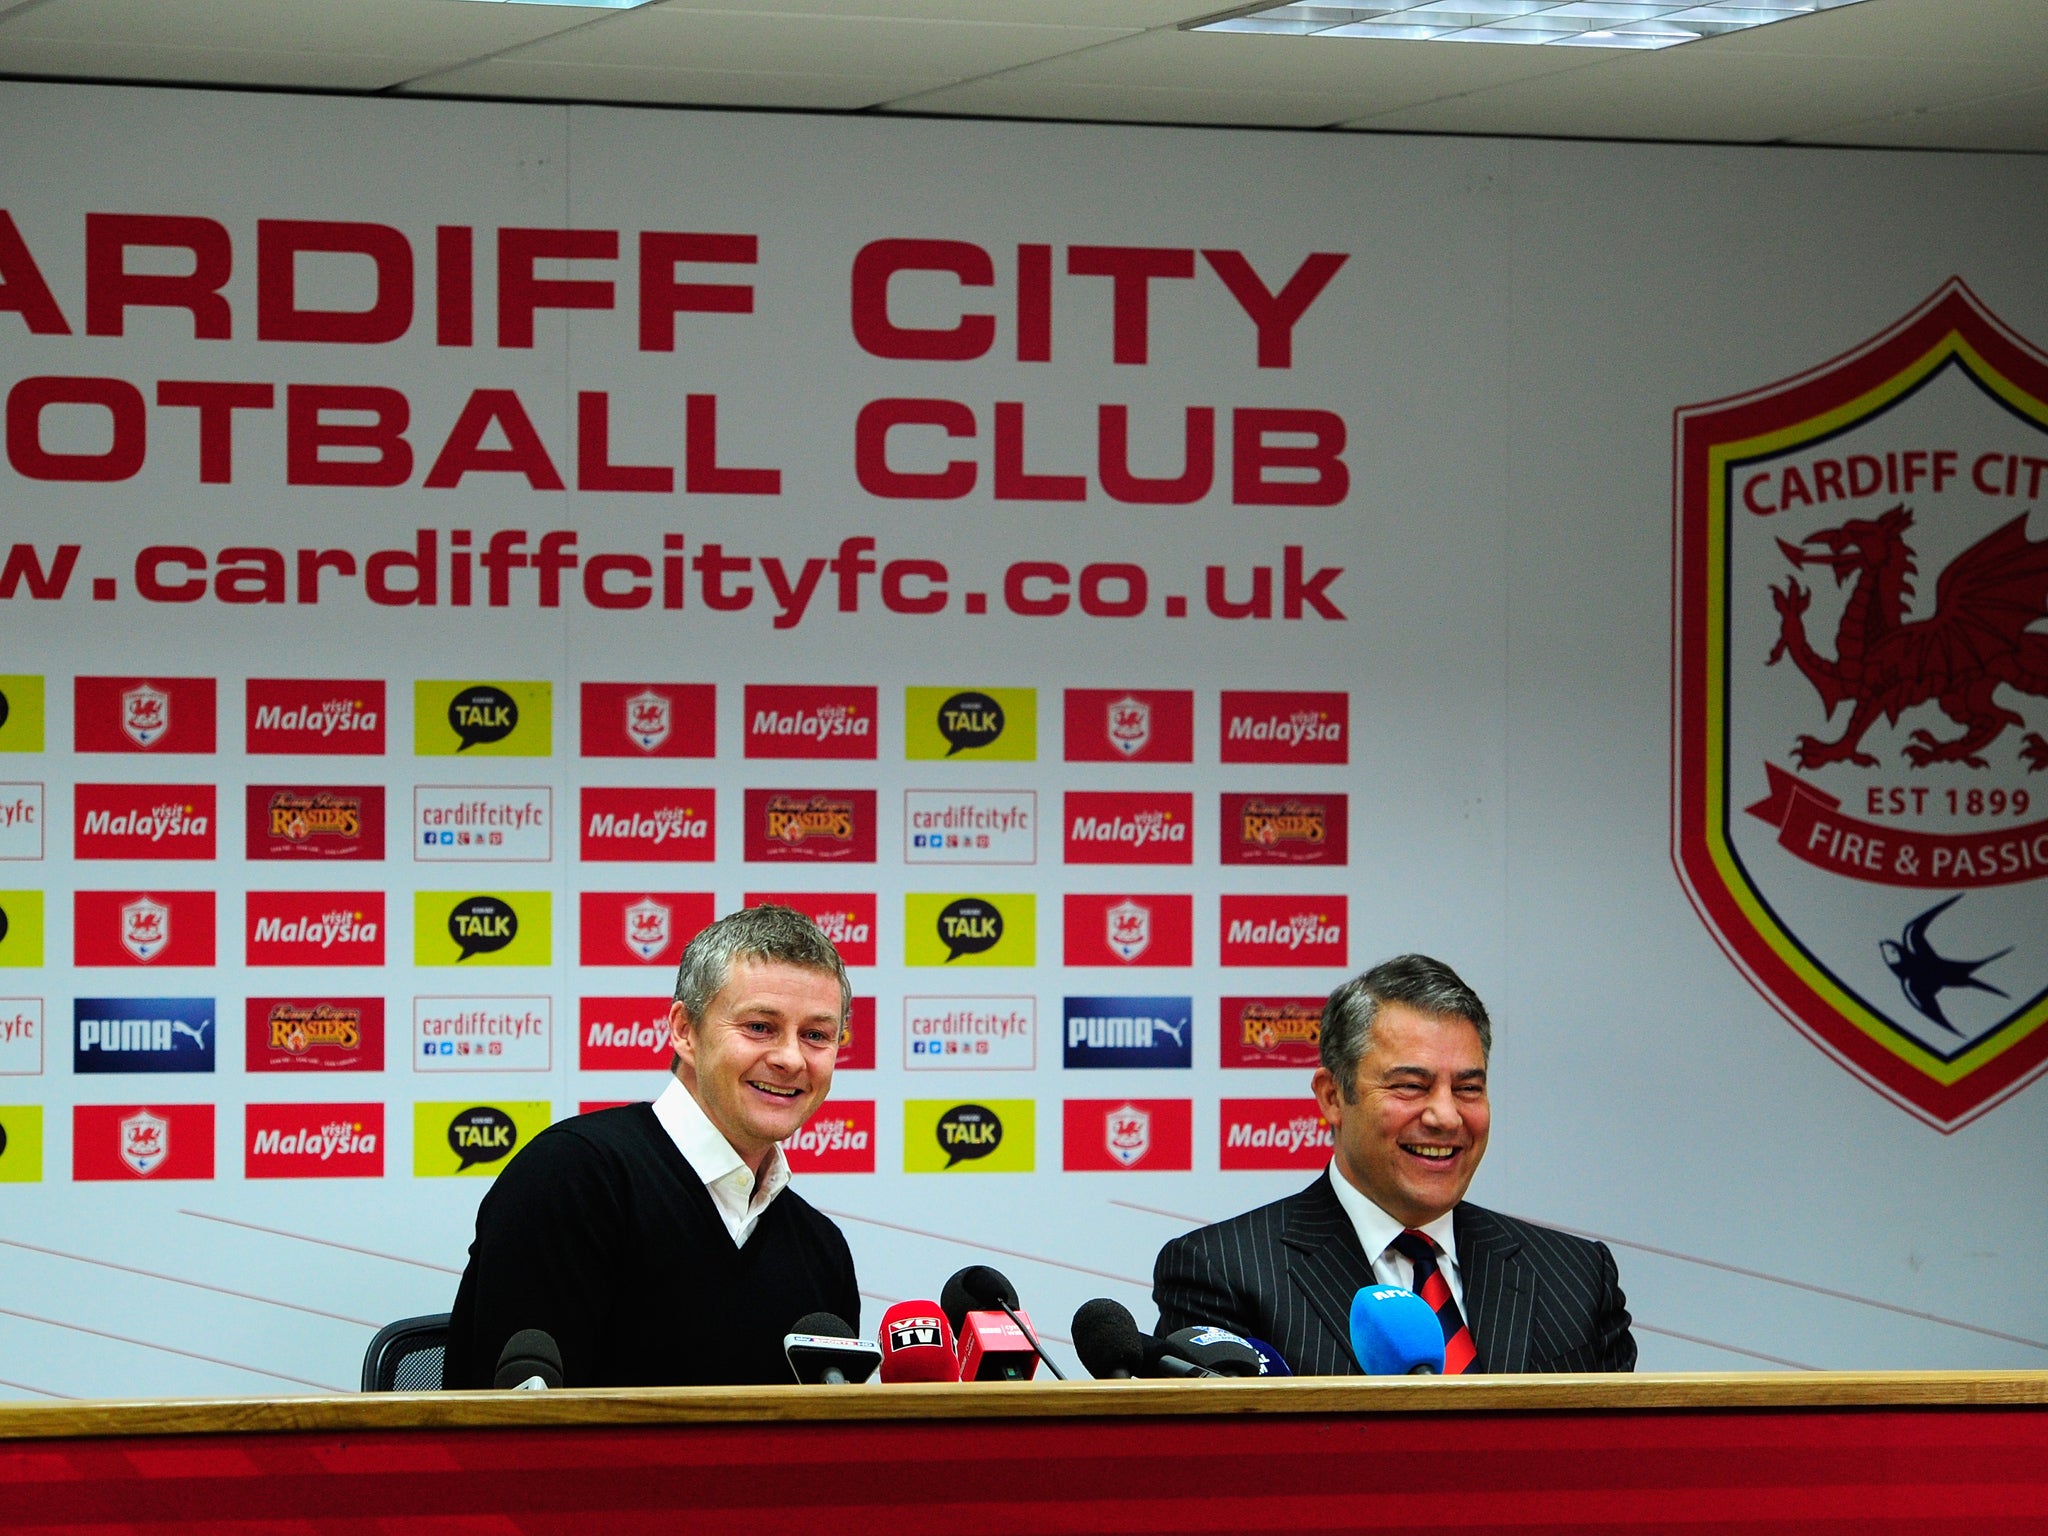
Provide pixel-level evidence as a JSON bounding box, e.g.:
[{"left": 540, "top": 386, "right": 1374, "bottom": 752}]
[
  {"left": 1348, "top": 1286, "right": 1446, "bottom": 1375},
  {"left": 1069, "top": 1299, "right": 1218, "bottom": 1380},
  {"left": 877, "top": 1300, "right": 961, "bottom": 1383},
  {"left": 1242, "top": 1337, "right": 1294, "bottom": 1377},
  {"left": 1164, "top": 1326, "right": 1264, "bottom": 1377},
  {"left": 783, "top": 1311, "right": 882, "bottom": 1385},
  {"left": 940, "top": 1265, "right": 1067, "bottom": 1381},
  {"left": 493, "top": 1329, "right": 563, "bottom": 1390}
]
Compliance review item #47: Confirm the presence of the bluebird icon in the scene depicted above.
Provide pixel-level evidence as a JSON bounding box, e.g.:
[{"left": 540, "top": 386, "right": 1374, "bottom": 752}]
[{"left": 1880, "top": 895, "right": 2011, "bottom": 1035}]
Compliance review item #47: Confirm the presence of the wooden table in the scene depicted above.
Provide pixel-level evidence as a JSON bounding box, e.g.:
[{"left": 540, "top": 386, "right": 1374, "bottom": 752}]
[{"left": 4, "top": 1373, "right": 2045, "bottom": 1532}]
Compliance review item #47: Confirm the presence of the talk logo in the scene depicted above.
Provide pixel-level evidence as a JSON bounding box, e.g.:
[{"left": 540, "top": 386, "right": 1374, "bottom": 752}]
[
  {"left": 903, "top": 1100, "right": 1034, "bottom": 1173},
  {"left": 0, "top": 676, "right": 44, "bottom": 753},
  {"left": 413, "top": 892, "right": 552, "bottom": 966},
  {"left": 414, "top": 1102, "right": 551, "bottom": 1178},
  {"left": 1675, "top": 279, "right": 2048, "bottom": 1131},
  {"left": 414, "top": 680, "right": 553, "bottom": 757},
  {"left": 903, "top": 893, "right": 1036, "bottom": 967},
  {"left": 904, "top": 688, "right": 1037, "bottom": 761},
  {"left": 0, "top": 1105, "right": 43, "bottom": 1183},
  {"left": 0, "top": 891, "right": 44, "bottom": 967}
]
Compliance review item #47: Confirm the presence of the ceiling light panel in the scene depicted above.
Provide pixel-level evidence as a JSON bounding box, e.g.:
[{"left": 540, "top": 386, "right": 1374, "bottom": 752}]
[{"left": 1195, "top": 0, "right": 1871, "bottom": 47}]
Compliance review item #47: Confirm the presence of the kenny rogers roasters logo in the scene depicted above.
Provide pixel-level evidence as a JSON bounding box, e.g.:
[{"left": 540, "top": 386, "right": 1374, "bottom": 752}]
[
  {"left": 73, "top": 785, "right": 217, "bottom": 859},
  {"left": 248, "top": 787, "right": 382, "bottom": 861},
  {"left": 1221, "top": 794, "right": 1349, "bottom": 866},
  {"left": 745, "top": 790, "right": 877, "bottom": 863},
  {"left": 743, "top": 685, "right": 878, "bottom": 760},
  {"left": 1220, "top": 997, "right": 1324, "bottom": 1069},
  {"left": 245, "top": 680, "right": 385, "bottom": 755},
  {"left": 1675, "top": 280, "right": 2048, "bottom": 1131},
  {"left": 245, "top": 998, "right": 382, "bottom": 1071}
]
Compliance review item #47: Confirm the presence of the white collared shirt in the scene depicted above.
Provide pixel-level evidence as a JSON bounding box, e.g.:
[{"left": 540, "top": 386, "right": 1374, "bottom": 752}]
[
  {"left": 1325, "top": 1162, "right": 1467, "bottom": 1310},
  {"left": 651, "top": 1077, "right": 791, "bottom": 1247}
]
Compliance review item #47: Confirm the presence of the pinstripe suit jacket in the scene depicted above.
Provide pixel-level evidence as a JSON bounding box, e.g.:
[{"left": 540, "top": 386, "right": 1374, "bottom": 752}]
[{"left": 1153, "top": 1171, "right": 1636, "bottom": 1375}]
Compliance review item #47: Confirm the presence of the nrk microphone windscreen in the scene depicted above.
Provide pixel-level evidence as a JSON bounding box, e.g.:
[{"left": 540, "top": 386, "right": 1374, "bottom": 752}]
[{"left": 1348, "top": 1286, "right": 1446, "bottom": 1376}]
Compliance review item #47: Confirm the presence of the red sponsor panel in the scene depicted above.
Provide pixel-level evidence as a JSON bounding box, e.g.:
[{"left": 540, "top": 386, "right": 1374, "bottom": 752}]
[
  {"left": 245, "top": 785, "right": 386, "bottom": 861},
  {"left": 744, "top": 789, "right": 877, "bottom": 863},
  {"left": 1063, "top": 791, "right": 1194, "bottom": 866},
  {"left": 579, "top": 995, "right": 673, "bottom": 1072},
  {"left": 1219, "top": 690, "right": 1348, "bottom": 765},
  {"left": 579, "top": 891, "right": 715, "bottom": 967},
  {"left": 74, "top": 783, "right": 218, "bottom": 860},
  {"left": 245, "top": 891, "right": 386, "bottom": 966},
  {"left": 579, "top": 1100, "right": 635, "bottom": 1115},
  {"left": 1063, "top": 689, "right": 1194, "bottom": 764},
  {"left": 74, "top": 677, "right": 217, "bottom": 754},
  {"left": 836, "top": 995, "right": 876, "bottom": 1071},
  {"left": 1219, "top": 1098, "right": 1333, "bottom": 1171},
  {"left": 744, "top": 891, "right": 877, "bottom": 967},
  {"left": 1220, "top": 793, "right": 1349, "bottom": 866},
  {"left": 1219, "top": 895, "right": 1349, "bottom": 967},
  {"left": 579, "top": 788, "right": 716, "bottom": 863},
  {"left": 73, "top": 890, "right": 216, "bottom": 966},
  {"left": 245, "top": 997, "right": 385, "bottom": 1072},
  {"left": 743, "top": 685, "right": 878, "bottom": 760},
  {"left": 579, "top": 682, "right": 716, "bottom": 759},
  {"left": 245, "top": 1102, "right": 384, "bottom": 1178},
  {"left": 73, "top": 1103, "right": 216, "bottom": 1180},
  {"left": 1062, "top": 893, "right": 1193, "bottom": 968},
  {"left": 1062, "top": 1098, "right": 1194, "bottom": 1172},
  {"left": 245, "top": 679, "right": 387, "bottom": 756},
  {"left": 783, "top": 1100, "right": 876, "bottom": 1174},
  {"left": 1219, "top": 996, "right": 1324, "bottom": 1070}
]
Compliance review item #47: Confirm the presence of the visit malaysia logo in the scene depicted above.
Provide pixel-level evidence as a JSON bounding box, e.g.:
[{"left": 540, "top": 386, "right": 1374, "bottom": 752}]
[{"left": 1675, "top": 280, "right": 2048, "bottom": 1130}]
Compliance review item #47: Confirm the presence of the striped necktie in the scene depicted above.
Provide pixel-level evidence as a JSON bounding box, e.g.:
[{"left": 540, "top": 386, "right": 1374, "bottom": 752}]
[{"left": 1389, "top": 1228, "right": 1477, "bottom": 1375}]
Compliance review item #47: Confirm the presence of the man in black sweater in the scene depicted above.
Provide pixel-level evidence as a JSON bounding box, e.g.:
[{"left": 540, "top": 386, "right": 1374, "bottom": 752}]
[{"left": 443, "top": 904, "right": 860, "bottom": 1387}]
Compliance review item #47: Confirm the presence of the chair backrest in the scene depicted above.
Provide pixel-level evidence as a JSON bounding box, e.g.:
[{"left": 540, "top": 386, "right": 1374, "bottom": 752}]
[{"left": 361, "top": 1312, "right": 452, "bottom": 1392}]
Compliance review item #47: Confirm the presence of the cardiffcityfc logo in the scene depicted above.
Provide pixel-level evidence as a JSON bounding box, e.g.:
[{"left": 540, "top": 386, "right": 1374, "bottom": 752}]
[
  {"left": 624, "top": 898, "right": 671, "bottom": 961},
  {"left": 1108, "top": 696, "right": 1150, "bottom": 758},
  {"left": 1106, "top": 1104, "right": 1150, "bottom": 1167},
  {"left": 123, "top": 896, "right": 171, "bottom": 961},
  {"left": 123, "top": 683, "right": 171, "bottom": 747},
  {"left": 121, "top": 1109, "right": 169, "bottom": 1176},
  {"left": 625, "top": 690, "right": 670, "bottom": 753},
  {"left": 1106, "top": 900, "right": 1150, "bottom": 962}
]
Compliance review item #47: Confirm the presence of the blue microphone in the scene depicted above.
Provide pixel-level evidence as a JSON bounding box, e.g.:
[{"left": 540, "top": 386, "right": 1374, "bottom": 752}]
[
  {"left": 1348, "top": 1286, "right": 1445, "bottom": 1375},
  {"left": 1242, "top": 1337, "right": 1294, "bottom": 1377}
]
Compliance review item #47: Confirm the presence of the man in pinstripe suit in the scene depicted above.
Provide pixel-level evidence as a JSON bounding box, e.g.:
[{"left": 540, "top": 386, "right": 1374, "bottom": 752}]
[{"left": 1155, "top": 955, "right": 1636, "bottom": 1375}]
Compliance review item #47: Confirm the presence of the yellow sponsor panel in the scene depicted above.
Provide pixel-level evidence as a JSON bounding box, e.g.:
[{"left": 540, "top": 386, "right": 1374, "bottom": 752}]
[
  {"left": 0, "top": 677, "right": 44, "bottom": 753},
  {"left": 414, "top": 680, "right": 552, "bottom": 757},
  {"left": 0, "top": 1104, "right": 43, "bottom": 1183},
  {"left": 903, "top": 892, "right": 1035, "bottom": 967},
  {"left": 903, "top": 1099, "right": 1034, "bottom": 1173},
  {"left": 0, "top": 891, "right": 44, "bottom": 967},
  {"left": 414, "top": 1101, "right": 552, "bottom": 1178},
  {"left": 414, "top": 891, "right": 552, "bottom": 966},
  {"left": 905, "top": 687, "right": 1036, "bottom": 761}
]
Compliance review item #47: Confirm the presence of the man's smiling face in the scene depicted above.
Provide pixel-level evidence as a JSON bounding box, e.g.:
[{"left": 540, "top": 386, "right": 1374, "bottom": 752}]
[
  {"left": 670, "top": 957, "right": 842, "bottom": 1172},
  {"left": 1314, "top": 1001, "right": 1489, "bottom": 1228}
]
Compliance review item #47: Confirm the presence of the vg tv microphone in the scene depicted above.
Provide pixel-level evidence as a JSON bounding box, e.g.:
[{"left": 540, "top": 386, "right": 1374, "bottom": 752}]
[
  {"left": 877, "top": 1300, "right": 961, "bottom": 1383},
  {"left": 941, "top": 1265, "right": 1066, "bottom": 1381},
  {"left": 494, "top": 1329, "right": 563, "bottom": 1390},
  {"left": 784, "top": 1311, "right": 882, "bottom": 1384},
  {"left": 1349, "top": 1286, "right": 1446, "bottom": 1375}
]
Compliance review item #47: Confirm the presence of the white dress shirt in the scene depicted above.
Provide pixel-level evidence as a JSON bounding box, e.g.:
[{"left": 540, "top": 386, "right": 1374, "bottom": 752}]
[
  {"left": 1325, "top": 1163, "right": 1467, "bottom": 1310},
  {"left": 651, "top": 1077, "right": 791, "bottom": 1247}
]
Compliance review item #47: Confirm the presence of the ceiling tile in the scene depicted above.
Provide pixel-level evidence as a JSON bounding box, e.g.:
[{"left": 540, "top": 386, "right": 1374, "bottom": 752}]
[
  {"left": 1794, "top": 81, "right": 2048, "bottom": 153},
  {"left": 406, "top": 56, "right": 927, "bottom": 107},
  {"left": 1692, "top": 0, "right": 2048, "bottom": 64},
  {"left": 1343, "top": 47, "right": 2048, "bottom": 144},
  {"left": 882, "top": 75, "right": 1383, "bottom": 127}
]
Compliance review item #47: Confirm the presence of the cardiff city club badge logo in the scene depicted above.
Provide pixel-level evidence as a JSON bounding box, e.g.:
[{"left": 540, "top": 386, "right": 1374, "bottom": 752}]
[
  {"left": 121, "top": 1108, "right": 169, "bottom": 1175},
  {"left": 1106, "top": 1103, "right": 1150, "bottom": 1167},
  {"left": 1107, "top": 696, "right": 1150, "bottom": 758},
  {"left": 1105, "top": 900, "right": 1150, "bottom": 963},
  {"left": 624, "top": 690, "right": 670, "bottom": 753},
  {"left": 122, "top": 683, "right": 170, "bottom": 748},
  {"left": 1676, "top": 280, "right": 2048, "bottom": 1130},
  {"left": 122, "top": 896, "right": 171, "bottom": 961},
  {"left": 624, "top": 898, "right": 671, "bottom": 962}
]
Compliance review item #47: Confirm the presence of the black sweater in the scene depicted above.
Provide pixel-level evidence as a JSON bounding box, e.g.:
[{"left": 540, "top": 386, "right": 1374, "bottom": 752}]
[{"left": 443, "top": 1103, "right": 859, "bottom": 1388}]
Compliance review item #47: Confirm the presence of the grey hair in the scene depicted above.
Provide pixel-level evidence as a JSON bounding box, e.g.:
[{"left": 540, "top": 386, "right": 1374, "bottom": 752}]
[
  {"left": 671, "top": 903, "right": 852, "bottom": 1027},
  {"left": 1320, "top": 953, "right": 1492, "bottom": 1095}
]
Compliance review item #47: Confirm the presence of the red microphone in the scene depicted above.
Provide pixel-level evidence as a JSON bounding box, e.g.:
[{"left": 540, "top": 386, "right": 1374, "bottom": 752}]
[
  {"left": 956, "top": 1309, "right": 1041, "bottom": 1381},
  {"left": 877, "top": 1301, "right": 961, "bottom": 1383}
]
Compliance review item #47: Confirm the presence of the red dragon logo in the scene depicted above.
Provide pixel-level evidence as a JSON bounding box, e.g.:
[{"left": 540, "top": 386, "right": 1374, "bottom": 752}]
[{"left": 1768, "top": 505, "right": 2048, "bottom": 772}]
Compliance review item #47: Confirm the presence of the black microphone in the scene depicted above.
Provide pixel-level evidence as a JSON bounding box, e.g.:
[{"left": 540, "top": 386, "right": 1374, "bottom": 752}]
[
  {"left": 783, "top": 1311, "right": 881, "bottom": 1385},
  {"left": 1165, "top": 1326, "right": 1263, "bottom": 1377},
  {"left": 1070, "top": 1299, "right": 1218, "bottom": 1380},
  {"left": 493, "top": 1329, "right": 563, "bottom": 1390},
  {"left": 941, "top": 1265, "right": 1067, "bottom": 1381}
]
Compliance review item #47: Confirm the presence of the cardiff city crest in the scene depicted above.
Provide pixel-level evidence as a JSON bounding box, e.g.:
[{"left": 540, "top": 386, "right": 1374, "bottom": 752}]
[
  {"left": 122, "top": 895, "right": 171, "bottom": 962},
  {"left": 1675, "top": 280, "right": 2048, "bottom": 1130},
  {"left": 1106, "top": 1104, "right": 1150, "bottom": 1168},
  {"left": 625, "top": 689, "right": 671, "bottom": 753},
  {"left": 1107, "top": 696, "right": 1151, "bottom": 758},
  {"left": 624, "top": 898, "right": 671, "bottom": 962},
  {"left": 121, "top": 1109, "right": 169, "bottom": 1176},
  {"left": 1106, "top": 900, "right": 1150, "bottom": 963},
  {"left": 122, "top": 683, "right": 170, "bottom": 748}
]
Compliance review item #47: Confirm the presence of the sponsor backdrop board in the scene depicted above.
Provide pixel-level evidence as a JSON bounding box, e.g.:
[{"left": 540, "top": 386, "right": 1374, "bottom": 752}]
[{"left": 0, "top": 79, "right": 2043, "bottom": 1399}]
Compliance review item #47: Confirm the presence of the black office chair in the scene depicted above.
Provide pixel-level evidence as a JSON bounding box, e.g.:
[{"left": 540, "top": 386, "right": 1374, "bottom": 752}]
[{"left": 361, "top": 1312, "right": 452, "bottom": 1392}]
